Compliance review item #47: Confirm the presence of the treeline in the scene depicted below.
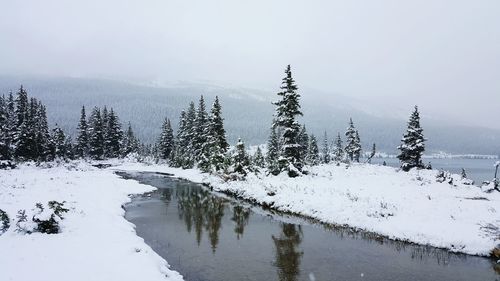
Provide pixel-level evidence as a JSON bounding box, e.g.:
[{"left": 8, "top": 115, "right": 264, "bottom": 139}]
[
  {"left": 0, "top": 86, "right": 143, "bottom": 162},
  {"left": 1, "top": 66, "right": 426, "bottom": 177}
]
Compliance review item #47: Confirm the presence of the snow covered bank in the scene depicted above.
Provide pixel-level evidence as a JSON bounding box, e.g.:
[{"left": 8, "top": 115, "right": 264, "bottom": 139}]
[
  {"left": 0, "top": 162, "right": 183, "bottom": 281},
  {"left": 115, "top": 162, "right": 500, "bottom": 257}
]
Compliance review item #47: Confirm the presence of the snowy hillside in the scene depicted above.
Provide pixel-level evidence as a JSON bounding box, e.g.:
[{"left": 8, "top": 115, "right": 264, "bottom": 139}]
[{"left": 1, "top": 76, "right": 500, "bottom": 154}]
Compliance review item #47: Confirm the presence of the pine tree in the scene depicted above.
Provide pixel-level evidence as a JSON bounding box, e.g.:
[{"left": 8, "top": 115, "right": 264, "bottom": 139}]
[
  {"left": 253, "top": 146, "right": 265, "bottom": 168},
  {"left": 321, "top": 131, "right": 330, "bottom": 164},
  {"left": 75, "top": 106, "right": 89, "bottom": 158},
  {"left": 122, "top": 122, "right": 139, "bottom": 156},
  {"left": 266, "top": 124, "right": 280, "bottom": 175},
  {"left": 104, "top": 108, "right": 123, "bottom": 158},
  {"left": 3, "top": 92, "right": 16, "bottom": 160},
  {"left": 297, "top": 125, "right": 309, "bottom": 164},
  {"left": 15, "top": 85, "right": 28, "bottom": 128},
  {"left": 397, "top": 106, "right": 426, "bottom": 171},
  {"left": 353, "top": 130, "right": 362, "bottom": 162},
  {"left": 193, "top": 96, "right": 209, "bottom": 162},
  {"left": 35, "top": 102, "right": 52, "bottom": 161},
  {"left": 183, "top": 102, "right": 197, "bottom": 168},
  {"left": 306, "top": 134, "right": 320, "bottom": 166},
  {"left": 158, "top": 117, "right": 174, "bottom": 160},
  {"left": 203, "top": 96, "right": 229, "bottom": 172},
  {"left": 88, "top": 107, "right": 104, "bottom": 160},
  {"left": 272, "top": 65, "right": 304, "bottom": 177},
  {"left": 332, "top": 133, "right": 344, "bottom": 163},
  {"left": 0, "top": 95, "right": 8, "bottom": 160},
  {"left": 230, "top": 138, "right": 251, "bottom": 177},
  {"left": 51, "top": 124, "right": 66, "bottom": 159},
  {"left": 173, "top": 110, "right": 190, "bottom": 168},
  {"left": 345, "top": 118, "right": 358, "bottom": 162}
]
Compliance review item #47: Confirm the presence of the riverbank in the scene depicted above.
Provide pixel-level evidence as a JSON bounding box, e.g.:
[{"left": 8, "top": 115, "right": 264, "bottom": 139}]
[
  {"left": 114, "top": 162, "right": 500, "bottom": 257},
  {"left": 0, "top": 162, "right": 183, "bottom": 281}
]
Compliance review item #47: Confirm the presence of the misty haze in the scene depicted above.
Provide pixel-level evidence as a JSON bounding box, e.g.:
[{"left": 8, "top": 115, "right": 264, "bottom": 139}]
[{"left": 0, "top": 1, "right": 499, "bottom": 281}]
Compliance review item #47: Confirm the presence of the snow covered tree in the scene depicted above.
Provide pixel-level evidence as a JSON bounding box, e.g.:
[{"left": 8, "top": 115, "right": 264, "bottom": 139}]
[
  {"left": 75, "top": 106, "right": 89, "bottom": 158},
  {"left": 51, "top": 124, "right": 67, "bottom": 159},
  {"left": 88, "top": 107, "right": 104, "bottom": 160},
  {"left": 0, "top": 95, "right": 9, "bottom": 160},
  {"left": 122, "top": 122, "right": 139, "bottom": 156},
  {"left": 345, "top": 119, "right": 361, "bottom": 162},
  {"left": 158, "top": 117, "right": 175, "bottom": 160},
  {"left": 272, "top": 65, "right": 304, "bottom": 177},
  {"left": 297, "top": 125, "right": 309, "bottom": 164},
  {"left": 202, "top": 96, "right": 229, "bottom": 172},
  {"left": 321, "top": 131, "right": 330, "bottom": 164},
  {"left": 253, "top": 146, "right": 265, "bottom": 168},
  {"left": 353, "top": 130, "right": 362, "bottom": 162},
  {"left": 230, "top": 138, "right": 251, "bottom": 177},
  {"left": 173, "top": 110, "right": 191, "bottom": 168},
  {"left": 332, "top": 133, "right": 344, "bottom": 163},
  {"left": 397, "top": 106, "right": 426, "bottom": 171},
  {"left": 183, "top": 102, "right": 197, "bottom": 168},
  {"left": 0, "top": 92, "right": 15, "bottom": 160},
  {"left": 266, "top": 124, "right": 280, "bottom": 175},
  {"left": 35, "top": 102, "right": 52, "bottom": 161},
  {"left": 193, "top": 95, "right": 209, "bottom": 162},
  {"left": 306, "top": 134, "right": 320, "bottom": 166},
  {"left": 104, "top": 108, "right": 123, "bottom": 158}
]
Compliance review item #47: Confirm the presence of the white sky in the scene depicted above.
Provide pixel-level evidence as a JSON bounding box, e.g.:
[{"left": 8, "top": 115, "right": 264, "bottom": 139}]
[{"left": 1, "top": 0, "right": 499, "bottom": 128}]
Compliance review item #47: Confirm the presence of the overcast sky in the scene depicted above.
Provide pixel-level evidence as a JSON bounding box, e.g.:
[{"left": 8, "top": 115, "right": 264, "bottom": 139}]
[{"left": 1, "top": 0, "right": 499, "bottom": 128}]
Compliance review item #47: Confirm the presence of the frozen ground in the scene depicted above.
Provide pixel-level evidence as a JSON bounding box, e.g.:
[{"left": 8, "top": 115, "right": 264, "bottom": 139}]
[
  {"left": 0, "top": 161, "right": 183, "bottom": 281},
  {"left": 115, "top": 162, "right": 500, "bottom": 257}
]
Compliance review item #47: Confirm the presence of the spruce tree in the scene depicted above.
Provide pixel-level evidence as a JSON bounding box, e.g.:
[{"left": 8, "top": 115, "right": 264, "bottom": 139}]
[
  {"left": 173, "top": 110, "right": 190, "bottom": 168},
  {"left": 230, "top": 138, "right": 251, "bottom": 177},
  {"left": 184, "top": 102, "right": 197, "bottom": 168},
  {"left": 122, "top": 122, "right": 139, "bottom": 156},
  {"left": 3, "top": 92, "right": 16, "bottom": 160},
  {"left": 158, "top": 117, "right": 174, "bottom": 160},
  {"left": 266, "top": 124, "right": 280, "bottom": 175},
  {"left": 0, "top": 95, "right": 8, "bottom": 159},
  {"left": 353, "top": 130, "right": 362, "bottom": 162},
  {"left": 75, "top": 106, "right": 89, "bottom": 158},
  {"left": 321, "top": 131, "right": 330, "bottom": 164},
  {"left": 345, "top": 118, "right": 357, "bottom": 162},
  {"left": 15, "top": 85, "right": 28, "bottom": 128},
  {"left": 272, "top": 65, "right": 304, "bottom": 177},
  {"left": 297, "top": 125, "right": 309, "bottom": 164},
  {"left": 397, "top": 106, "right": 426, "bottom": 171},
  {"left": 104, "top": 108, "right": 123, "bottom": 158},
  {"left": 88, "top": 107, "right": 104, "bottom": 160},
  {"left": 253, "top": 146, "right": 265, "bottom": 168},
  {"left": 193, "top": 96, "right": 209, "bottom": 162},
  {"left": 332, "top": 133, "right": 344, "bottom": 163},
  {"left": 204, "top": 96, "right": 229, "bottom": 172},
  {"left": 35, "top": 102, "right": 52, "bottom": 161},
  {"left": 307, "top": 134, "right": 320, "bottom": 166},
  {"left": 51, "top": 124, "right": 66, "bottom": 159}
]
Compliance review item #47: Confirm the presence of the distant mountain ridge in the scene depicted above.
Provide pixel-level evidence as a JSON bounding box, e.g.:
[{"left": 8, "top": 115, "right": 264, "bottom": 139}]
[{"left": 0, "top": 75, "right": 499, "bottom": 155}]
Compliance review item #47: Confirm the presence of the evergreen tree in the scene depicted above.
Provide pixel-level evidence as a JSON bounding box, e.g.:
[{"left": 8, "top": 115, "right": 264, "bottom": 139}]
[
  {"left": 266, "top": 124, "right": 280, "bottom": 174},
  {"left": 345, "top": 118, "right": 358, "bottom": 162},
  {"left": 64, "top": 136, "right": 74, "bottom": 160},
  {"left": 253, "top": 146, "right": 265, "bottom": 168},
  {"left": 75, "top": 106, "right": 89, "bottom": 158},
  {"left": 0, "top": 95, "right": 8, "bottom": 159},
  {"left": 173, "top": 110, "right": 191, "bottom": 168},
  {"left": 104, "top": 108, "right": 123, "bottom": 158},
  {"left": 367, "top": 143, "right": 376, "bottom": 163},
  {"left": 15, "top": 85, "right": 28, "bottom": 128},
  {"left": 51, "top": 124, "right": 66, "bottom": 159},
  {"left": 183, "top": 102, "right": 197, "bottom": 168},
  {"left": 203, "top": 96, "right": 229, "bottom": 172},
  {"left": 272, "top": 65, "right": 304, "bottom": 177},
  {"left": 122, "top": 122, "right": 139, "bottom": 156},
  {"left": 88, "top": 107, "right": 104, "bottom": 160},
  {"left": 35, "top": 102, "right": 52, "bottom": 161},
  {"left": 158, "top": 117, "right": 174, "bottom": 160},
  {"left": 306, "top": 134, "right": 320, "bottom": 166},
  {"left": 297, "top": 125, "right": 309, "bottom": 164},
  {"left": 353, "top": 130, "right": 362, "bottom": 162},
  {"left": 397, "top": 106, "right": 426, "bottom": 171},
  {"left": 193, "top": 96, "right": 209, "bottom": 162},
  {"left": 332, "top": 133, "right": 344, "bottom": 163},
  {"left": 230, "top": 138, "right": 251, "bottom": 177},
  {"left": 321, "top": 131, "right": 330, "bottom": 164},
  {"left": 2, "top": 92, "right": 16, "bottom": 160}
]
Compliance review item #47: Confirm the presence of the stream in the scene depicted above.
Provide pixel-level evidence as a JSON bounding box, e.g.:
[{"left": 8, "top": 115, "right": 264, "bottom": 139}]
[{"left": 122, "top": 171, "right": 499, "bottom": 281}]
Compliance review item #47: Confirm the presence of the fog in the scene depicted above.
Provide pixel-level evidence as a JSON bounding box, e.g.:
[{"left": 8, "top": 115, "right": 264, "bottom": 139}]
[{"left": 1, "top": 0, "right": 499, "bottom": 128}]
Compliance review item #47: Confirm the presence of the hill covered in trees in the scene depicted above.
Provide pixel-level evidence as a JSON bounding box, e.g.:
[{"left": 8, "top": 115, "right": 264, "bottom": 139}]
[{"left": 0, "top": 75, "right": 499, "bottom": 155}]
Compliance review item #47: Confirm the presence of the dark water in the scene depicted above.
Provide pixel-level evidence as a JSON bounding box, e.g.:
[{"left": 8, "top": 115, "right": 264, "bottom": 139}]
[
  {"left": 372, "top": 158, "right": 498, "bottom": 184},
  {"left": 123, "top": 172, "right": 499, "bottom": 281}
]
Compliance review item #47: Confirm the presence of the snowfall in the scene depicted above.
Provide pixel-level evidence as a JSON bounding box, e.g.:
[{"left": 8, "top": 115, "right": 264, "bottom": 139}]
[{"left": 1, "top": 160, "right": 499, "bottom": 281}]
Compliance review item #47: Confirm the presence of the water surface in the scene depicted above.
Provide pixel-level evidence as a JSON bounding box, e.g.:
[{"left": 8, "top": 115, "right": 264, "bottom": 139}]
[{"left": 123, "top": 172, "right": 498, "bottom": 281}]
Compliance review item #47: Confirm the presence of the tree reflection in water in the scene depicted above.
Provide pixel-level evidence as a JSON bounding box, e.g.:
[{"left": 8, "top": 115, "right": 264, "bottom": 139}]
[
  {"left": 231, "top": 205, "right": 250, "bottom": 239},
  {"left": 272, "top": 223, "right": 304, "bottom": 281},
  {"left": 175, "top": 186, "right": 226, "bottom": 252}
]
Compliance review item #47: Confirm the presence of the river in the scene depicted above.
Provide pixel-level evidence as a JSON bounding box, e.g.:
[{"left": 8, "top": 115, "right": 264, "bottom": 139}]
[{"left": 123, "top": 171, "right": 498, "bottom": 281}]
